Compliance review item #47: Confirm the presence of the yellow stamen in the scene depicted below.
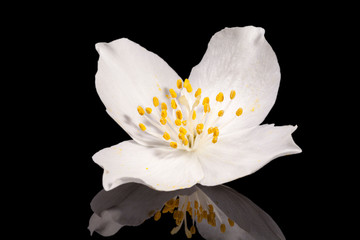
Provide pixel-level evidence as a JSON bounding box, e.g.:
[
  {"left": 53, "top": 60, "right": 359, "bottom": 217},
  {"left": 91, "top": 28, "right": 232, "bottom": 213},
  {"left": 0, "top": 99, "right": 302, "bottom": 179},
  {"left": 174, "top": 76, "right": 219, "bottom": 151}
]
[
  {"left": 208, "top": 204, "right": 214, "bottom": 212},
  {"left": 204, "top": 103, "right": 210, "bottom": 113},
  {"left": 163, "top": 132, "right": 170, "bottom": 140},
  {"left": 175, "top": 119, "right": 182, "bottom": 126},
  {"left": 208, "top": 127, "right": 213, "bottom": 134},
  {"left": 139, "top": 123, "right": 146, "bottom": 131},
  {"left": 230, "top": 90, "right": 236, "bottom": 100},
  {"left": 171, "top": 99, "right": 177, "bottom": 109},
  {"left": 145, "top": 107, "right": 152, "bottom": 114},
  {"left": 220, "top": 224, "right": 226, "bottom": 233},
  {"left": 184, "top": 78, "right": 192, "bottom": 92},
  {"left": 236, "top": 107, "right": 243, "bottom": 116},
  {"left": 202, "top": 97, "right": 209, "bottom": 105},
  {"left": 153, "top": 97, "right": 159, "bottom": 107},
  {"left": 218, "top": 110, "right": 224, "bottom": 117},
  {"left": 194, "top": 201, "right": 199, "bottom": 209},
  {"left": 179, "top": 127, "right": 187, "bottom": 135},
  {"left": 182, "top": 120, "right": 187, "bottom": 126},
  {"left": 195, "top": 88, "right": 201, "bottom": 98},
  {"left": 169, "top": 88, "right": 177, "bottom": 98},
  {"left": 182, "top": 138, "right": 189, "bottom": 146},
  {"left": 196, "top": 123, "right": 204, "bottom": 134},
  {"left": 137, "top": 106, "right": 145, "bottom": 115},
  {"left": 228, "top": 218, "right": 235, "bottom": 227},
  {"left": 170, "top": 142, "right": 177, "bottom": 148},
  {"left": 190, "top": 225, "right": 196, "bottom": 235},
  {"left": 213, "top": 127, "right": 219, "bottom": 137},
  {"left": 160, "top": 118, "right": 167, "bottom": 125},
  {"left": 212, "top": 137, "right": 218, "bottom": 143},
  {"left": 177, "top": 79, "right": 183, "bottom": 89},
  {"left": 178, "top": 133, "right": 185, "bottom": 140},
  {"left": 192, "top": 110, "right": 196, "bottom": 120},
  {"left": 161, "top": 102, "right": 167, "bottom": 110},
  {"left": 154, "top": 211, "right": 161, "bottom": 221},
  {"left": 176, "top": 110, "right": 183, "bottom": 120},
  {"left": 161, "top": 109, "right": 167, "bottom": 118},
  {"left": 216, "top": 92, "right": 224, "bottom": 102}
]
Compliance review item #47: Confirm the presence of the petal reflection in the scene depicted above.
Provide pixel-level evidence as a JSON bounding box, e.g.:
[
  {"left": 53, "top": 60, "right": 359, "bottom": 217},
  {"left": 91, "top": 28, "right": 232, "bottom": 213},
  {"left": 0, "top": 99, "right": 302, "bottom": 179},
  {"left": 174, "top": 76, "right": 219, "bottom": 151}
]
[{"left": 89, "top": 183, "right": 285, "bottom": 239}]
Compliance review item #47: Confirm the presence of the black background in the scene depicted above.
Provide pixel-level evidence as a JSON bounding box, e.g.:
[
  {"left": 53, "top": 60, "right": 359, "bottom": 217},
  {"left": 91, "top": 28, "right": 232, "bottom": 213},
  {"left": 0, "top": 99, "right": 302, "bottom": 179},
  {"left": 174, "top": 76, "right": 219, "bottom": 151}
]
[{"left": 9, "top": 4, "right": 343, "bottom": 240}]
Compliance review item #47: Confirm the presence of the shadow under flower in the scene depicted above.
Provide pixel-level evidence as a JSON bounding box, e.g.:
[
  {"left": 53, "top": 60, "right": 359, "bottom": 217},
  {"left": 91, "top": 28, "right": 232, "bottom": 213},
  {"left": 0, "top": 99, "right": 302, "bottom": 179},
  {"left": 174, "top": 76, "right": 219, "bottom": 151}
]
[{"left": 88, "top": 183, "right": 285, "bottom": 240}]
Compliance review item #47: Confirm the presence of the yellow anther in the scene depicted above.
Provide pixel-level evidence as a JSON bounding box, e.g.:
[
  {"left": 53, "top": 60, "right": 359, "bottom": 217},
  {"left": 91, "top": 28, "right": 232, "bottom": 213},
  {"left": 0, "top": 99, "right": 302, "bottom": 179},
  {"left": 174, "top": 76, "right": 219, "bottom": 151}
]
[
  {"left": 161, "top": 102, "right": 167, "bottom": 110},
  {"left": 182, "top": 138, "right": 189, "bottom": 146},
  {"left": 202, "top": 97, "right": 209, "bottom": 105},
  {"left": 165, "top": 198, "right": 175, "bottom": 207},
  {"left": 204, "top": 103, "right": 210, "bottom": 113},
  {"left": 179, "top": 127, "right": 187, "bottom": 135},
  {"left": 236, "top": 107, "right": 243, "bottom": 116},
  {"left": 212, "top": 137, "right": 218, "bottom": 143},
  {"left": 160, "top": 118, "right": 167, "bottom": 125},
  {"left": 195, "top": 88, "right": 202, "bottom": 98},
  {"left": 137, "top": 106, "right": 145, "bottom": 115},
  {"left": 176, "top": 110, "right": 183, "bottom": 120},
  {"left": 153, "top": 97, "right": 159, "bottom": 107},
  {"left": 145, "top": 107, "right": 152, "bottom": 114},
  {"left": 190, "top": 225, "right": 196, "bottom": 234},
  {"left": 170, "top": 142, "right": 177, "bottom": 148},
  {"left": 169, "top": 88, "right": 177, "bottom": 98},
  {"left": 230, "top": 90, "right": 236, "bottom": 100},
  {"left": 218, "top": 110, "right": 224, "bottom": 117},
  {"left": 154, "top": 211, "right": 161, "bottom": 221},
  {"left": 163, "top": 132, "right": 170, "bottom": 140},
  {"left": 175, "top": 119, "right": 182, "bottom": 126},
  {"left": 196, "top": 123, "right": 204, "bottom": 134},
  {"left": 161, "top": 109, "right": 167, "bottom": 118},
  {"left": 173, "top": 210, "right": 179, "bottom": 220},
  {"left": 177, "top": 79, "right": 183, "bottom": 89},
  {"left": 182, "top": 120, "right": 187, "bottom": 126},
  {"left": 208, "top": 127, "right": 214, "bottom": 134},
  {"left": 184, "top": 79, "right": 193, "bottom": 92},
  {"left": 216, "top": 92, "right": 224, "bottom": 102},
  {"left": 192, "top": 110, "right": 196, "bottom": 120},
  {"left": 228, "top": 218, "right": 235, "bottom": 227},
  {"left": 194, "top": 201, "right": 199, "bottom": 209},
  {"left": 213, "top": 127, "right": 219, "bottom": 137},
  {"left": 208, "top": 204, "right": 214, "bottom": 212},
  {"left": 178, "top": 133, "right": 185, "bottom": 140},
  {"left": 220, "top": 224, "right": 226, "bottom": 233},
  {"left": 171, "top": 99, "right": 177, "bottom": 109},
  {"left": 139, "top": 123, "right": 146, "bottom": 131}
]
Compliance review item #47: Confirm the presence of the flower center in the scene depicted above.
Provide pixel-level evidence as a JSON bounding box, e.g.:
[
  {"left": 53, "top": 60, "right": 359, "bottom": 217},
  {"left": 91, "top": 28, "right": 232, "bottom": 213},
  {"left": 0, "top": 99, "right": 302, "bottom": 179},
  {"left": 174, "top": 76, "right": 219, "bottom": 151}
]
[
  {"left": 153, "top": 190, "right": 235, "bottom": 238},
  {"left": 137, "top": 79, "right": 243, "bottom": 151}
]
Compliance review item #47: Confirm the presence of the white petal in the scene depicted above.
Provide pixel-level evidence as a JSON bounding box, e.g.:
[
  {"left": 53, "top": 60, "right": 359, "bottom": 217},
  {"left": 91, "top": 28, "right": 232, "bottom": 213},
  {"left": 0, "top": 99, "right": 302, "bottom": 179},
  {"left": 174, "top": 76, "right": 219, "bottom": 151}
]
[
  {"left": 95, "top": 38, "right": 181, "bottom": 146},
  {"left": 189, "top": 26, "right": 280, "bottom": 131},
  {"left": 197, "top": 185, "right": 286, "bottom": 240},
  {"left": 93, "top": 140, "right": 204, "bottom": 191},
  {"left": 90, "top": 183, "right": 192, "bottom": 227},
  {"left": 88, "top": 212, "right": 123, "bottom": 236},
  {"left": 197, "top": 124, "right": 301, "bottom": 186}
]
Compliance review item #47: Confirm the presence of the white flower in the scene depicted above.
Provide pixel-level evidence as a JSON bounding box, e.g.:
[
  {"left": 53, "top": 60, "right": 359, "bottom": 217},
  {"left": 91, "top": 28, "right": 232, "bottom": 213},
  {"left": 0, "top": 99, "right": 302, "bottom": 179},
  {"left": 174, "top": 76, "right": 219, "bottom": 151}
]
[
  {"left": 93, "top": 26, "right": 301, "bottom": 191},
  {"left": 89, "top": 183, "right": 286, "bottom": 239}
]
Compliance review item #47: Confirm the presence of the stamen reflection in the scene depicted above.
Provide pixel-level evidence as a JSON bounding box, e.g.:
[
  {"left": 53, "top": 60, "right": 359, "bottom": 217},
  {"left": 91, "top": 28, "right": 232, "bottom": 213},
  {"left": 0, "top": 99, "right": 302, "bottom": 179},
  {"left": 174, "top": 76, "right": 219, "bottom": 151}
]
[{"left": 89, "top": 183, "right": 285, "bottom": 239}]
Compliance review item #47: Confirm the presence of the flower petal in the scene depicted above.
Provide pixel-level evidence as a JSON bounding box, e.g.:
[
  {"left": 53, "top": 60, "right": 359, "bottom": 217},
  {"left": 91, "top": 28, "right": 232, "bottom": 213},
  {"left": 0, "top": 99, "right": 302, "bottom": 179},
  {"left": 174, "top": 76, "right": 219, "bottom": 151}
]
[
  {"left": 88, "top": 183, "right": 197, "bottom": 236},
  {"left": 197, "top": 124, "right": 301, "bottom": 186},
  {"left": 197, "top": 185, "right": 286, "bottom": 240},
  {"left": 88, "top": 212, "right": 123, "bottom": 236},
  {"left": 95, "top": 38, "right": 181, "bottom": 146},
  {"left": 189, "top": 26, "right": 280, "bottom": 131},
  {"left": 93, "top": 140, "right": 204, "bottom": 191}
]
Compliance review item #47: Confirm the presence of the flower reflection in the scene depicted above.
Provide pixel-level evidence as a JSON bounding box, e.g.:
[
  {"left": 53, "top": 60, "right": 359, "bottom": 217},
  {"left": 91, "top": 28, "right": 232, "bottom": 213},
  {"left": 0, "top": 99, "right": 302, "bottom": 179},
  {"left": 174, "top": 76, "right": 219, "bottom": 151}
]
[{"left": 89, "top": 183, "right": 285, "bottom": 239}]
